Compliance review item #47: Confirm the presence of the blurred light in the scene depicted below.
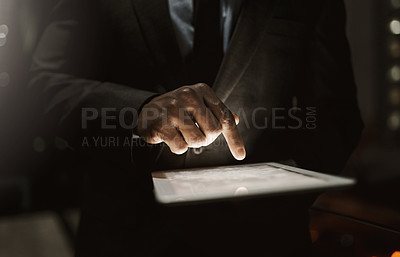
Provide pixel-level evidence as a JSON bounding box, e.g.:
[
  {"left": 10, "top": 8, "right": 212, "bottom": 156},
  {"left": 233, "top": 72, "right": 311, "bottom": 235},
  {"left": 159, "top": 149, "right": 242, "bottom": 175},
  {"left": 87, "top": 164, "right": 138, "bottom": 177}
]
[
  {"left": 0, "top": 24, "right": 8, "bottom": 47},
  {"left": 390, "top": 19, "right": 400, "bottom": 35},
  {"left": 392, "top": 251, "right": 400, "bottom": 257},
  {"left": 33, "top": 137, "right": 46, "bottom": 153},
  {"left": 392, "top": 0, "right": 400, "bottom": 9},
  {"left": 389, "top": 88, "right": 400, "bottom": 106},
  {"left": 389, "top": 65, "right": 400, "bottom": 81},
  {"left": 0, "top": 32, "right": 6, "bottom": 47},
  {"left": 389, "top": 40, "right": 400, "bottom": 58},
  {"left": 0, "top": 24, "right": 8, "bottom": 36},
  {"left": 388, "top": 111, "right": 400, "bottom": 131},
  {"left": 0, "top": 72, "right": 10, "bottom": 87}
]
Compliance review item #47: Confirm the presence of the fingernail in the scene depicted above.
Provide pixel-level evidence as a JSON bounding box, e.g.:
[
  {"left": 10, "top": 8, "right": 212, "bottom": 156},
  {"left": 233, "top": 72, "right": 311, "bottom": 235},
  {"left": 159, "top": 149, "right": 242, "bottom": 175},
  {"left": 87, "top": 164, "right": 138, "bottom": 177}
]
[
  {"left": 236, "top": 147, "right": 246, "bottom": 160},
  {"left": 233, "top": 114, "right": 239, "bottom": 125}
]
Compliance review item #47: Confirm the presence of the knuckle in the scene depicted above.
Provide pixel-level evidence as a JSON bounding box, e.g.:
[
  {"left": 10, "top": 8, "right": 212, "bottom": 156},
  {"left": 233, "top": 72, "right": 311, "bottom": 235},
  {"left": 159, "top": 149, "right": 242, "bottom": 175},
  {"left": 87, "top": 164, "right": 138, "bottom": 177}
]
[
  {"left": 203, "top": 120, "right": 223, "bottom": 135},
  {"left": 221, "top": 117, "right": 236, "bottom": 128},
  {"left": 171, "top": 142, "right": 188, "bottom": 154},
  {"left": 208, "top": 125, "right": 223, "bottom": 134},
  {"left": 196, "top": 83, "right": 210, "bottom": 90},
  {"left": 157, "top": 128, "right": 171, "bottom": 141},
  {"left": 166, "top": 98, "right": 179, "bottom": 108},
  {"left": 220, "top": 111, "right": 236, "bottom": 127},
  {"left": 177, "top": 87, "right": 196, "bottom": 99},
  {"left": 185, "top": 103, "right": 202, "bottom": 113},
  {"left": 151, "top": 130, "right": 162, "bottom": 141},
  {"left": 192, "top": 134, "right": 206, "bottom": 144},
  {"left": 204, "top": 134, "right": 219, "bottom": 146},
  {"left": 142, "top": 130, "right": 160, "bottom": 144},
  {"left": 179, "top": 140, "right": 189, "bottom": 148}
]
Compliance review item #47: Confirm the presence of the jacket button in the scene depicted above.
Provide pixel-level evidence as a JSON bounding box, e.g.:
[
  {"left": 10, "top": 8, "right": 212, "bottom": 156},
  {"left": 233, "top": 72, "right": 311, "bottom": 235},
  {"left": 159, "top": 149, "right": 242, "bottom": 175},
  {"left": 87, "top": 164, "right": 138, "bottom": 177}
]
[{"left": 193, "top": 147, "right": 204, "bottom": 155}]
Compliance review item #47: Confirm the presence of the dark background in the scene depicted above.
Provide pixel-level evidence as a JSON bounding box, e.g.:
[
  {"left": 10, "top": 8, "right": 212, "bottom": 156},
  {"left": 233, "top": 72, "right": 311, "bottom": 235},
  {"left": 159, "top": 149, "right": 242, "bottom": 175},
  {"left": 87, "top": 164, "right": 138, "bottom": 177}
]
[{"left": 0, "top": 0, "right": 399, "bottom": 256}]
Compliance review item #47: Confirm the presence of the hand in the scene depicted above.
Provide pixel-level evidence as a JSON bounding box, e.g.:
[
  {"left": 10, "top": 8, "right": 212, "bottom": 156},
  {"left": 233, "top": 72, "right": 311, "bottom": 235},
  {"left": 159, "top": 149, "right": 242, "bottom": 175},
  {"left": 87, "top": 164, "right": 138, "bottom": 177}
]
[{"left": 136, "top": 83, "right": 246, "bottom": 160}]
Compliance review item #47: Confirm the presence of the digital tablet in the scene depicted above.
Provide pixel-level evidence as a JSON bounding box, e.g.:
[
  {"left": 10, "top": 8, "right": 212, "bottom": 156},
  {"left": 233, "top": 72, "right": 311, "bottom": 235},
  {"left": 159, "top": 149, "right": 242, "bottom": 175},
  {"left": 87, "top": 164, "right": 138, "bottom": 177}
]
[{"left": 152, "top": 162, "right": 356, "bottom": 205}]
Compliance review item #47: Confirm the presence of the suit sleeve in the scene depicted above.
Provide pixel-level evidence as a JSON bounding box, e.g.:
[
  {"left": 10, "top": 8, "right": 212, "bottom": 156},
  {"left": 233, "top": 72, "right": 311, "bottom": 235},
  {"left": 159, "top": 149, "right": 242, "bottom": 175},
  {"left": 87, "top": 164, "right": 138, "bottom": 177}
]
[
  {"left": 28, "top": 0, "right": 158, "bottom": 167},
  {"left": 288, "top": 0, "right": 364, "bottom": 174}
]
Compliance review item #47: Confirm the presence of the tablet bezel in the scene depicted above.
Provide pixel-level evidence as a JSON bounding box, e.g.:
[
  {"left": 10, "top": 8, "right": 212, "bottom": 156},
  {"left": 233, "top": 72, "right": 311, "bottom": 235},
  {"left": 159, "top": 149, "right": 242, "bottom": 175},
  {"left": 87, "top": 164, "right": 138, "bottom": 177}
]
[{"left": 151, "top": 162, "right": 356, "bottom": 205}]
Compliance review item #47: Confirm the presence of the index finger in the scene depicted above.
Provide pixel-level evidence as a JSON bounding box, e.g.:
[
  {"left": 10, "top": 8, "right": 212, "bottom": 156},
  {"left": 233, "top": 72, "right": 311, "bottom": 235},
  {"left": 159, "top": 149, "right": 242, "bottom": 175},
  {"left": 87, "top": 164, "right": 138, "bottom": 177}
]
[{"left": 203, "top": 94, "right": 246, "bottom": 160}]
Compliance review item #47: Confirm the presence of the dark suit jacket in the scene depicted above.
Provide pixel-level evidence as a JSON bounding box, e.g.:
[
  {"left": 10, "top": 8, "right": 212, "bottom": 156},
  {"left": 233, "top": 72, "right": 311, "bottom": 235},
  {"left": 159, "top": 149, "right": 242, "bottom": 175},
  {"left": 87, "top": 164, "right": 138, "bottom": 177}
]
[{"left": 29, "top": 0, "right": 363, "bottom": 256}]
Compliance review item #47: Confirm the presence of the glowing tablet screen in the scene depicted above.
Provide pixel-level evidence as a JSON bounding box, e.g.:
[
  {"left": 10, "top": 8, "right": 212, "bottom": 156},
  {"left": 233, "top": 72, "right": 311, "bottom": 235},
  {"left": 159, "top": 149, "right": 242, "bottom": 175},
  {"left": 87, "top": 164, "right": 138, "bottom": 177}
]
[{"left": 152, "top": 162, "right": 355, "bottom": 204}]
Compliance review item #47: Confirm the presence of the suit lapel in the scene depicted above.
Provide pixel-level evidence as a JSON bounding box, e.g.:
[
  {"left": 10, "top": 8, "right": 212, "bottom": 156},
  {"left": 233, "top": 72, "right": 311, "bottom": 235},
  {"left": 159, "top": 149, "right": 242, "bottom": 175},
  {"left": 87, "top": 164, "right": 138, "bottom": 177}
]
[
  {"left": 214, "top": 0, "right": 278, "bottom": 102},
  {"left": 131, "top": 0, "right": 183, "bottom": 89}
]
